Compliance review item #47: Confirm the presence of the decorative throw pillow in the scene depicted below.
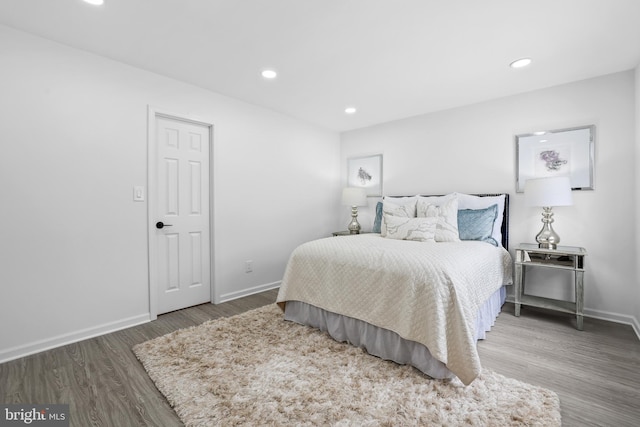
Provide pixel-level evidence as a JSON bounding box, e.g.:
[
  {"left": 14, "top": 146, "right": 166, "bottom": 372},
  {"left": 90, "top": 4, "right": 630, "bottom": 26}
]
[
  {"left": 457, "top": 204, "right": 499, "bottom": 246},
  {"left": 380, "top": 198, "right": 417, "bottom": 237},
  {"left": 383, "top": 215, "right": 437, "bottom": 242},
  {"left": 416, "top": 197, "right": 460, "bottom": 242},
  {"left": 454, "top": 193, "right": 505, "bottom": 247},
  {"left": 372, "top": 201, "right": 383, "bottom": 233}
]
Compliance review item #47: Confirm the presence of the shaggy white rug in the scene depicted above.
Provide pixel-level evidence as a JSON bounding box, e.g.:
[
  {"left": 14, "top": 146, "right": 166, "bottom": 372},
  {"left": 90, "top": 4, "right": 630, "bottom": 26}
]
[{"left": 133, "top": 304, "right": 561, "bottom": 426}]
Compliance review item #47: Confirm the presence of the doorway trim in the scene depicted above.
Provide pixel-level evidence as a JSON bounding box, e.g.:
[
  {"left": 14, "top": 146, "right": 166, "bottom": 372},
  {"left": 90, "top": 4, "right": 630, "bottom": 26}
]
[{"left": 147, "top": 106, "right": 215, "bottom": 320}]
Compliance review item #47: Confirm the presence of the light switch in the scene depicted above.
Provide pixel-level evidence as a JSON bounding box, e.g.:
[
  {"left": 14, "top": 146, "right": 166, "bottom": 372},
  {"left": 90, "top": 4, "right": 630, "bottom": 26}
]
[{"left": 133, "top": 186, "right": 145, "bottom": 202}]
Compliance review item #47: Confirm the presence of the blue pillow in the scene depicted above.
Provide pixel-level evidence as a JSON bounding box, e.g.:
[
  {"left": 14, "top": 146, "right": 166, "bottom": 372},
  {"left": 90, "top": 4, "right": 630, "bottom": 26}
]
[
  {"left": 457, "top": 204, "right": 498, "bottom": 246},
  {"left": 372, "top": 201, "right": 383, "bottom": 233}
]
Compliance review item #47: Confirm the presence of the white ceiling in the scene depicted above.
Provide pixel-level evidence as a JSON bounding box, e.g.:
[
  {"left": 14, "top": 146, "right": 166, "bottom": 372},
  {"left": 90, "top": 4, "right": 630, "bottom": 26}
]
[{"left": 1, "top": 0, "right": 639, "bottom": 132}]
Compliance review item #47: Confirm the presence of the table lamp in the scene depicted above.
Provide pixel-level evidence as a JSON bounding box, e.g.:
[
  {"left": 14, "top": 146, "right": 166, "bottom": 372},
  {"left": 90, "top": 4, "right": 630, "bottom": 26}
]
[
  {"left": 341, "top": 187, "right": 367, "bottom": 234},
  {"left": 525, "top": 176, "right": 573, "bottom": 249}
]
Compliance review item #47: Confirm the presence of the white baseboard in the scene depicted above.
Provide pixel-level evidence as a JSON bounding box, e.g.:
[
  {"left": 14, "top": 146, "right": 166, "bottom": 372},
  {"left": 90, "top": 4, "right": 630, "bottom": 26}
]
[
  {"left": 0, "top": 314, "right": 151, "bottom": 365},
  {"left": 583, "top": 307, "right": 640, "bottom": 340},
  {"left": 634, "top": 318, "right": 640, "bottom": 340},
  {"left": 218, "top": 281, "right": 281, "bottom": 304},
  {"left": 1, "top": 283, "right": 283, "bottom": 365},
  {"left": 4, "top": 289, "right": 634, "bottom": 365},
  {"left": 506, "top": 297, "right": 640, "bottom": 340}
]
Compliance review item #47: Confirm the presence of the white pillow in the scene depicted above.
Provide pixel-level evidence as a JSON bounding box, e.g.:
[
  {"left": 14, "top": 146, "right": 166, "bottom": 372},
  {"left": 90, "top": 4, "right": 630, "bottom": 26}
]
[
  {"left": 454, "top": 193, "right": 505, "bottom": 247},
  {"left": 416, "top": 196, "right": 460, "bottom": 242},
  {"left": 383, "top": 215, "right": 437, "bottom": 242},
  {"left": 416, "top": 194, "right": 455, "bottom": 204},
  {"left": 380, "top": 197, "right": 417, "bottom": 237}
]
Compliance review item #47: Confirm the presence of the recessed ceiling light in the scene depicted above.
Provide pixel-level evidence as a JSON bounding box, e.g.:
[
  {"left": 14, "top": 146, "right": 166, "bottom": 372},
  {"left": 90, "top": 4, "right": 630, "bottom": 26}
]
[
  {"left": 344, "top": 107, "right": 357, "bottom": 114},
  {"left": 261, "top": 69, "right": 277, "bottom": 79},
  {"left": 510, "top": 58, "right": 532, "bottom": 69},
  {"left": 83, "top": 0, "right": 104, "bottom": 5}
]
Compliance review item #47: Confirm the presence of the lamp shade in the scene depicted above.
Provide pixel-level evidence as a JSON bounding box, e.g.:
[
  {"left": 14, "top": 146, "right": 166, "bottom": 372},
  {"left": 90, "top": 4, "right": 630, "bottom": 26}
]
[
  {"left": 341, "top": 187, "right": 367, "bottom": 206},
  {"left": 524, "top": 176, "right": 573, "bottom": 207}
]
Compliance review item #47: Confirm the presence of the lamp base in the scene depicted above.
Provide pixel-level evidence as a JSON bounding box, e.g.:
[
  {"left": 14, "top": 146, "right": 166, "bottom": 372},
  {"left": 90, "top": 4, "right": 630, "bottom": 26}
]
[
  {"left": 535, "top": 207, "right": 560, "bottom": 250},
  {"left": 537, "top": 242, "right": 557, "bottom": 250},
  {"left": 347, "top": 205, "right": 361, "bottom": 234}
]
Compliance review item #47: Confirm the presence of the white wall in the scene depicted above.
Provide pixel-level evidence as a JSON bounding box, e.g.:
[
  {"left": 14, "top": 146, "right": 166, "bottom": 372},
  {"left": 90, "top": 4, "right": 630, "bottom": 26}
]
[
  {"left": 636, "top": 65, "right": 640, "bottom": 336},
  {"left": 342, "top": 71, "right": 638, "bottom": 329},
  {"left": 0, "top": 26, "right": 341, "bottom": 362}
]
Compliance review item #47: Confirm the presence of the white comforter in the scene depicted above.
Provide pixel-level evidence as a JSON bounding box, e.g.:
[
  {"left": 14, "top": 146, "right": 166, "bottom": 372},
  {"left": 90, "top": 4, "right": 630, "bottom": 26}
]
[{"left": 276, "top": 234, "right": 513, "bottom": 385}]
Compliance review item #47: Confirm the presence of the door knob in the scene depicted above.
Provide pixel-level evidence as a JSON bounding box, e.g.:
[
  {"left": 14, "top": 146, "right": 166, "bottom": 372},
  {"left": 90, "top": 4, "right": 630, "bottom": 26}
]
[{"left": 156, "top": 221, "right": 173, "bottom": 229}]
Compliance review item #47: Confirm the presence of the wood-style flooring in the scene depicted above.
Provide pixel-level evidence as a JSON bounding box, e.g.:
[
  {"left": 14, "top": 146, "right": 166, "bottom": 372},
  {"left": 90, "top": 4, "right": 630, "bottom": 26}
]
[{"left": 1, "top": 289, "right": 639, "bottom": 426}]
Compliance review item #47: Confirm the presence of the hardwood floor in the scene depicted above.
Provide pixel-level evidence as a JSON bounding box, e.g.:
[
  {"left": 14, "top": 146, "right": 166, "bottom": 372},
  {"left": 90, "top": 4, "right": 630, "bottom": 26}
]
[
  {"left": 0, "top": 291, "right": 276, "bottom": 427},
  {"left": 1, "top": 290, "right": 639, "bottom": 426},
  {"left": 478, "top": 303, "right": 640, "bottom": 427}
]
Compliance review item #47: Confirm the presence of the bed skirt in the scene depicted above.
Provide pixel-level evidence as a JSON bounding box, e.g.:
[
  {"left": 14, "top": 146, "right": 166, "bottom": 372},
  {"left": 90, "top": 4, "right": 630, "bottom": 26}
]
[{"left": 283, "top": 286, "right": 507, "bottom": 380}]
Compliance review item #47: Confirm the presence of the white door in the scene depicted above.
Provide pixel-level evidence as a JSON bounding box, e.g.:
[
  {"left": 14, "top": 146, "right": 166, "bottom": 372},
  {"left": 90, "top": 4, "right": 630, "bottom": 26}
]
[{"left": 152, "top": 115, "right": 211, "bottom": 315}]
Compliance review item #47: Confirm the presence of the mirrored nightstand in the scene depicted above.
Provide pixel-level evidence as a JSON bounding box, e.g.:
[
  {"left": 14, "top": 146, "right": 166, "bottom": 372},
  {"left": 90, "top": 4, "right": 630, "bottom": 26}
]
[{"left": 514, "top": 243, "right": 587, "bottom": 330}]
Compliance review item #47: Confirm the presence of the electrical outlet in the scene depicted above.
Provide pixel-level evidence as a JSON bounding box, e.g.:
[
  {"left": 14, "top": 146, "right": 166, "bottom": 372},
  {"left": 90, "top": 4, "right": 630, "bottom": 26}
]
[{"left": 245, "top": 260, "right": 253, "bottom": 273}]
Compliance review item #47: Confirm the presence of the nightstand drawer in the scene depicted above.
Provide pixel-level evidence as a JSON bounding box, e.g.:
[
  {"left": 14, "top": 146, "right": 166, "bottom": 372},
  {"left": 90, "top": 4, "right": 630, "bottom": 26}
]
[
  {"left": 515, "top": 243, "right": 586, "bottom": 271},
  {"left": 518, "top": 251, "right": 584, "bottom": 269}
]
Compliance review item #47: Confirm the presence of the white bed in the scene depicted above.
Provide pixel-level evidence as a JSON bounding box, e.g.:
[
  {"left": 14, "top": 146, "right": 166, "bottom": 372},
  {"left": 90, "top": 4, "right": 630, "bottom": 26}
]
[{"left": 277, "top": 193, "right": 512, "bottom": 385}]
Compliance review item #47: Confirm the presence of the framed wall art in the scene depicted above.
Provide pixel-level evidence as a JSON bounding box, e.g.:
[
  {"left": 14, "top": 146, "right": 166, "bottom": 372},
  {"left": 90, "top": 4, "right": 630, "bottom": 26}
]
[
  {"left": 347, "top": 154, "right": 383, "bottom": 197},
  {"left": 515, "top": 125, "right": 595, "bottom": 193}
]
